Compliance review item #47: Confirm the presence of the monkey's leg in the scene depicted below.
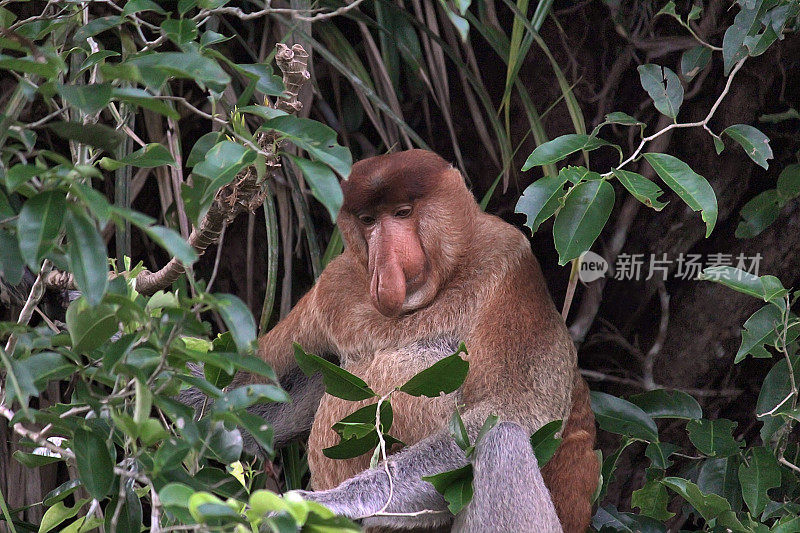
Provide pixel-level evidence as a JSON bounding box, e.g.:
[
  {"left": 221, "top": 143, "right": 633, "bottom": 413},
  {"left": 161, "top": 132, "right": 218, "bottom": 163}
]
[{"left": 293, "top": 420, "right": 561, "bottom": 533}]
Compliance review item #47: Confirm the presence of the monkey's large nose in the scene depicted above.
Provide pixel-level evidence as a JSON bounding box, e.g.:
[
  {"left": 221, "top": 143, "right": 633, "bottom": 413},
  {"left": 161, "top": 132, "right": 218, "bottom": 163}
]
[{"left": 370, "top": 258, "right": 406, "bottom": 317}]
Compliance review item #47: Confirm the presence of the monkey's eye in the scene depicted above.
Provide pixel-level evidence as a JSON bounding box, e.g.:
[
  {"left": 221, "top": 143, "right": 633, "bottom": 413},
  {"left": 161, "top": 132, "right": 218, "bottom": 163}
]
[
  {"left": 358, "top": 214, "right": 376, "bottom": 225},
  {"left": 394, "top": 206, "right": 413, "bottom": 218}
]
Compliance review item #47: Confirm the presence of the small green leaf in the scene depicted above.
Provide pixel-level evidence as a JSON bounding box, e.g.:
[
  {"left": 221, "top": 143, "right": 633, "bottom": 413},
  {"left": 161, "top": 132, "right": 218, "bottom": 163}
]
[
  {"left": 738, "top": 447, "right": 780, "bottom": 516},
  {"left": 72, "top": 429, "right": 115, "bottom": 499},
  {"left": 294, "top": 344, "right": 376, "bottom": 401},
  {"left": 722, "top": 124, "right": 773, "bottom": 169},
  {"left": 212, "top": 384, "right": 289, "bottom": 413},
  {"left": 264, "top": 115, "right": 352, "bottom": 178},
  {"left": 161, "top": 18, "right": 198, "bottom": 45},
  {"left": 553, "top": 180, "right": 615, "bottom": 265},
  {"left": 65, "top": 206, "right": 108, "bottom": 306},
  {"left": 590, "top": 391, "right": 659, "bottom": 442},
  {"left": 515, "top": 171, "right": 569, "bottom": 234},
  {"left": 49, "top": 121, "right": 125, "bottom": 154},
  {"left": 422, "top": 465, "right": 474, "bottom": 514},
  {"left": 632, "top": 480, "right": 674, "bottom": 521},
  {"left": 628, "top": 389, "right": 702, "bottom": 420},
  {"left": 333, "top": 402, "right": 394, "bottom": 436},
  {"left": 398, "top": 345, "right": 469, "bottom": 397},
  {"left": 687, "top": 419, "right": 744, "bottom": 457},
  {"left": 213, "top": 293, "right": 256, "bottom": 354},
  {"left": 449, "top": 410, "right": 470, "bottom": 452},
  {"left": 141, "top": 225, "right": 198, "bottom": 265},
  {"left": 111, "top": 87, "right": 180, "bottom": 119},
  {"left": 287, "top": 155, "right": 343, "bottom": 223},
  {"left": 119, "top": 143, "right": 176, "bottom": 168},
  {"left": 661, "top": 477, "right": 731, "bottom": 522},
  {"left": 5, "top": 164, "right": 41, "bottom": 192},
  {"left": 0, "top": 229, "right": 25, "bottom": 285},
  {"left": 530, "top": 420, "right": 562, "bottom": 467},
  {"left": 735, "top": 303, "right": 782, "bottom": 362},
  {"left": 680, "top": 46, "right": 711, "bottom": 81},
  {"left": 39, "top": 499, "right": 89, "bottom": 533},
  {"left": 645, "top": 441, "right": 679, "bottom": 470},
  {"left": 522, "top": 134, "right": 613, "bottom": 169},
  {"left": 56, "top": 83, "right": 112, "bottom": 115},
  {"left": 65, "top": 298, "right": 118, "bottom": 353},
  {"left": 611, "top": 169, "right": 667, "bottom": 211},
  {"left": 777, "top": 164, "right": 800, "bottom": 201},
  {"left": 17, "top": 190, "right": 66, "bottom": 270},
  {"left": 643, "top": 153, "right": 717, "bottom": 237},
  {"left": 638, "top": 64, "right": 684, "bottom": 119},
  {"left": 735, "top": 190, "right": 782, "bottom": 238},
  {"left": 699, "top": 266, "right": 787, "bottom": 301}
]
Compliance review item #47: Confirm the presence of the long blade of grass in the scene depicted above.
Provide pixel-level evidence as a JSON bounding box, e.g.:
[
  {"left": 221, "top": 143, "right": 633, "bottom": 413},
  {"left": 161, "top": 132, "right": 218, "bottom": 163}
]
[{"left": 259, "top": 179, "right": 279, "bottom": 334}]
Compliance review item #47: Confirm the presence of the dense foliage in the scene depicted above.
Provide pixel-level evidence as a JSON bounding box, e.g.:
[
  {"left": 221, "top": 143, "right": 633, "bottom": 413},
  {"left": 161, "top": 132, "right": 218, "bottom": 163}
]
[{"left": 0, "top": 0, "right": 799, "bottom": 532}]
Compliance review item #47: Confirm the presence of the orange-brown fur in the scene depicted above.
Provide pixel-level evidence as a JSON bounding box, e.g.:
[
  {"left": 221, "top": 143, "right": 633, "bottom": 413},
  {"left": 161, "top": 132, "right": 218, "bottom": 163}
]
[{"left": 248, "top": 150, "right": 599, "bottom": 532}]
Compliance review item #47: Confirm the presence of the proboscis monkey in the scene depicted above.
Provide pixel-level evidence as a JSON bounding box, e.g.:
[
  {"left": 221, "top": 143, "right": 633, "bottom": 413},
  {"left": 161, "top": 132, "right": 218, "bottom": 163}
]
[{"left": 185, "top": 149, "right": 598, "bottom": 532}]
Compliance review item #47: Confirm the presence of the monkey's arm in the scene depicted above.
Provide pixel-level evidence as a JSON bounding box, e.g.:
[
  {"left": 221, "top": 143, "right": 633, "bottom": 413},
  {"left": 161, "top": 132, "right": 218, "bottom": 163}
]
[{"left": 294, "top": 418, "right": 560, "bottom": 532}]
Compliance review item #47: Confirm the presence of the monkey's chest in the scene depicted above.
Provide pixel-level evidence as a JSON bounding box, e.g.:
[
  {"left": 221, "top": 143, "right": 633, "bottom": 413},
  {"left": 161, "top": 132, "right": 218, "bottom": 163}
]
[{"left": 307, "top": 340, "right": 461, "bottom": 490}]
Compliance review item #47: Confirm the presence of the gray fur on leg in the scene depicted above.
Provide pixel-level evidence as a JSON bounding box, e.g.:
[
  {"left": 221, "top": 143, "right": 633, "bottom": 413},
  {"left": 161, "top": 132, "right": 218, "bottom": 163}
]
[{"left": 452, "top": 422, "right": 562, "bottom": 533}]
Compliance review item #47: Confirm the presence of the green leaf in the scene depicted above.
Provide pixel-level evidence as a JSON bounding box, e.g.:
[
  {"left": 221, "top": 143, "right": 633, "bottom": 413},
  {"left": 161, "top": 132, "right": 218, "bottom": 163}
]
[
  {"left": 680, "top": 46, "right": 712, "bottom": 81},
  {"left": 590, "top": 391, "right": 659, "bottom": 442},
  {"left": 777, "top": 164, "right": 800, "bottom": 201},
  {"left": 264, "top": 115, "right": 352, "bottom": 178},
  {"left": 104, "top": 482, "right": 142, "bottom": 533},
  {"left": 722, "top": 124, "right": 773, "bottom": 169},
  {"left": 738, "top": 447, "right": 780, "bottom": 516},
  {"left": 39, "top": 499, "right": 89, "bottom": 533},
  {"left": 333, "top": 402, "right": 394, "bottom": 436},
  {"left": 522, "top": 134, "right": 613, "bottom": 169},
  {"left": 637, "top": 64, "right": 684, "bottom": 119},
  {"left": 553, "top": 180, "right": 615, "bottom": 265},
  {"left": 71, "top": 429, "right": 115, "bottom": 499},
  {"left": 12, "top": 450, "right": 62, "bottom": 468},
  {"left": 234, "top": 64, "right": 285, "bottom": 96},
  {"left": 0, "top": 229, "right": 25, "bottom": 285},
  {"left": 722, "top": 3, "right": 759, "bottom": 75},
  {"left": 758, "top": 356, "right": 800, "bottom": 444},
  {"left": 65, "top": 206, "right": 108, "bottom": 306},
  {"left": 287, "top": 155, "right": 343, "bottom": 223},
  {"left": 141, "top": 225, "right": 198, "bottom": 265},
  {"left": 515, "top": 171, "right": 570, "bottom": 234},
  {"left": 212, "top": 384, "right": 289, "bottom": 413},
  {"left": 111, "top": 87, "right": 180, "bottom": 119},
  {"left": 398, "top": 345, "right": 469, "bottom": 397},
  {"left": 530, "top": 420, "right": 563, "bottom": 467},
  {"left": 628, "top": 389, "right": 702, "bottom": 420},
  {"left": 687, "top": 419, "right": 744, "bottom": 457},
  {"left": 65, "top": 298, "right": 118, "bottom": 353},
  {"left": 699, "top": 266, "right": 787, "bottom": 301},
  {"left": 17, "top": 190, "right": 66, "bottom": 270},
  {"left": 121, "top": 0, "right": 168, "bottom": 16},
  {"left": 294, "top": 344, "right": 376, "bottom": 401},
  {"left": 193, "top": 140, "right": 256, "bottom": 192},
  {"left": 43, "top": 480, "right": 82, "bottom": 507},
  {"left": 422, "top": 465, "right": 474, "bottom": 514},
  {"left": 611, "top": 169, "right": 667, "bottom": 211},
  {"left": 735, "top": 303, "right": 782, "bottom": 362},
  {"left": 643, "top": 153, "right": 717, "bottom": 237},
  {"left": 735, "top": 190, "right": 782, "bottom": 238},
  {"left": 449, "top": 409, "right": 470, "bottom": 452},
  {"left": 127, "top": 51, "right": 231, "bottom": 93},
  {"left": 592, "top": 505, "right": 666, "bottom": 532},
  {"left": 56, "top": 83, "right": 112, "bottom": 115},
  {"left": 5, "top": 163, "right": 41, "bottom": 192},
  {"left": 661, "top": 477, "right": 731, "bottom": 522},
  {"left": 645, "top": 441, "right": 679, "bottom": 470},
  {"left": 632, "top": 480, "right": 674, "bottom": 521},
  {"left": 161, "top": 18, "right": 198, "bottom": 45},
  {"left": 49, "top": 121, "right": 125, "bottom": 154},
  {"left": 213, "top": 293, "right": 256, "bottom": 354},
  {"left": 18, "top": 351, "right": 74, "bottom": 390},
  {"left": 120, "top": 143, "right": 176, "bottom": 168}
]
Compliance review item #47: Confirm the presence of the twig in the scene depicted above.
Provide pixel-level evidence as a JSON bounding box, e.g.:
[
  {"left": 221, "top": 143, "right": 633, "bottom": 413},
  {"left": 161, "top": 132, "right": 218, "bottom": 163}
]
[
  {"left": 642, "top": 283, "right": 669, "bottom": 390},
  {"left": 5, "top": 260, "right": 52, "bottom": 354}
]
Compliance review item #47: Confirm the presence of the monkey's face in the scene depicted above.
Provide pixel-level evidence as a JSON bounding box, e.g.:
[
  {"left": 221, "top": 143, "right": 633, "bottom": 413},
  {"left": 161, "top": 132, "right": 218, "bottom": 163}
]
[{"left": 338, "top": 150, "right": 473, "bottom": 317}]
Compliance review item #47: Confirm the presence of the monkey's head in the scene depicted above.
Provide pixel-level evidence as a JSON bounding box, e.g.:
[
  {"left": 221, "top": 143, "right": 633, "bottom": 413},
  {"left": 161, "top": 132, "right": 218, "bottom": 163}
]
[{"left": 338, "top": 149, "right": 479, "bottom": 318}]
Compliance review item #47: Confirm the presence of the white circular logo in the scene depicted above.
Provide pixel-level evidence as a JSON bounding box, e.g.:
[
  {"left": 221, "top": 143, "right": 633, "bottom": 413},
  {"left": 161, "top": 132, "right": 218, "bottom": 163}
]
[{"left": 578, "top": 251, "right": 608, "bottom": 282}]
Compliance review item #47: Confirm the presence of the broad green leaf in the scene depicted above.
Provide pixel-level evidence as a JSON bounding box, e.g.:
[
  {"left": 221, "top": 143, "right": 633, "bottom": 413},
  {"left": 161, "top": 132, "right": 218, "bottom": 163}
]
[
  {"left": 49, "top": 121, "right": 125, "bottom": 154},
  {"left": 722, "top": 3, "right": 759, "bottom": 75},
  {"left": 161, "top": 18, "right": 198, "bottom": 45},
  {"left": 39, "top": 499, "right": 89, "bottom": 533},
  {"left": 645, "top": 441, "right": 679, "bottom": 470},
  {"left": 43, "top": 480, "right": 82, "bottom": 507},
  {"left": 530, "top": 420, "right": 562, "bottom": 467},
  {"left": 398, "top": 346, "right": 469, "bottom": 397},
  {"left": 553, "top": 180, "right": 615, "bottom": 265},
  {"left": 0, "top": 229, "right": 24, "bottom": 285},
  {"left": 333, "top": 402, "right": 394, "bottom": 436},
  {"left": 5, "top": 163, "right": 41, "bottom": 192},
  {"left": 599, "top": 440, "right": 635, "bottom": 502},
  {"left": 18, "top": 351, "right": 73, "bottom": 391},
  {"left": 628, "top": 389, "right": 702, "bottom": 420},
  {"left": 735, "top": 190, "right": 782, "bottom": 238},
  {"left": 735, "top": 303, "right": 782, "bottom": 362},
  {"left": 323, "top": 431, "right": 402, "bottom": 460},
  {"left": 515, "top": 171, "right": 569, "bottom": 234},
  {"left": 65, "top": 206, "right": 108, "bottom": 306},
  {"left": 637, "top": 64, "right": 683, "bottom": 119},
  {"left": 680, "top": 46, "right": 712, "bottom": 81},
  {"left": 127, "top": 51, "right": 231, "bottom": 92},
  {"left": 234, "top": 64, "right": 285, "bottom": 96},
  {"left": 777, "top": 164, "right": 800, "bottom": 201},
  {"left": 192, "top": 140, "right": 256, "bottom": 195},
  {"left": 294, "top": 344, "right": 376, "bottom": 401},
  {"left": 71, "top": 429, "right": 115, "bottom": 499},
  {"left": 65, "top": 298, "right": 118, "bottom": 353},
  {"left": 121, "top": 0, "right": 168, "bottom": 16},
  {"left": 687, "top": 419, "right": 743, "bottom": 457},
  {"left": 758, "top": 356, "right": 800, "bottom": 444},
  {"left": 700, "top": 266, "right": 787, "bottom": 301},
  {"left": 632, "top": 480, "right": 674, "bottom": 521},
  {"left": 592, "top": 505, "right": 666, "bottom": 533},
  {"left": 204, "top": 421, "right": 243, "bottom": 464},
  {"left": 643, "top": 153, "right": 717, "bottom": 237},
  {"left": 422, "top": 465, "right": 474, "bottom": 514},
  {"left": 103, "top": 482, "right": 142, "bottom": 533},
  {"left": 111, "top": 87, "right": 180, "bottom": 119},
  {"left": 590, "top": 391, "right": 658, "bottom": 442},
  {"left": 0, "top": 54, "right": 58, "bottom": 77},
  {"left": 212, "top": 384, "right": 289, "bottom": 413},
  {"left": 611, "top": 169, "right": 667, "bottom": 211},
  {"left": 723, "top": 124, "right": 773, "bottom": 169},
  {"left": 17, "top": 190, "right": 66, "bottom": 270},
  {"left": 214, "top": 293, "right": 256, "bottom": 354},
  {"left": 142, "top": 225, "right": 198, "bottom": 265},
  {"left": 13, "top": 450, "right": 62, "bottom": 468},
  {"left": 56, "top": 83, "right": 112, "bottom": 115},
  {"left": 522, "top": 134, "right": 613, "bottom": 169},
  {"left": 449, "top": 410, "right": 470, "bottom": 452},
  {"left": 264, "top": 115, "right": 352, "bottom": 178},
  {"left": 591, "top": 112, "right": 645, "bottom": 136},
  {"left": 661, "top": 477, "right": 731, "bottom": 522},
  {"left": 119, "top": 143, "right": 175, "bottom": 168},
  {"left": 287, "top": 155, "right": 343, "bottom": 223},
  {"left": 738, "top": 447, "right": 780, "bottom": 516}
]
